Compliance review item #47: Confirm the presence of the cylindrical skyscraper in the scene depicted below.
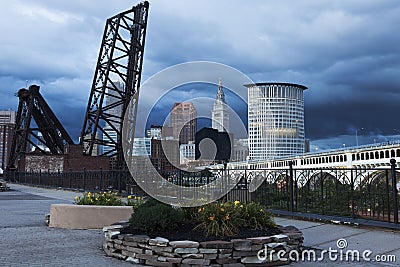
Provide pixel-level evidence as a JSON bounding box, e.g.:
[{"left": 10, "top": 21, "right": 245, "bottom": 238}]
[{"left": 245, "top": 82, "right": 308, "bottom": 160}]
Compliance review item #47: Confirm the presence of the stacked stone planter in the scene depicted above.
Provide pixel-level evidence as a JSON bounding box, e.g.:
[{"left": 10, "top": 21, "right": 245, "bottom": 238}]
[{"left": 103, "top": 224, "right": 303, "bottom": 266}]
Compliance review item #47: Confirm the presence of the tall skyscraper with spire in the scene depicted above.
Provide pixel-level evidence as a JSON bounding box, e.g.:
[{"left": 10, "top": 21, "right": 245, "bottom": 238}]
[{"left": 212, "top": 79, "right": 229, "bottom": 132}]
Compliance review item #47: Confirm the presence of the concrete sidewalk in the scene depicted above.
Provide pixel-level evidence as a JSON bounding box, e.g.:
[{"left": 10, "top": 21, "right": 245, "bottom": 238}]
[
  {"left": 276, "top": 216, "right": 399, "bottom": 266},
  {"left": 0, "top": 183, "right": 138, "bottom": 267},
  {"left": 8, "top": 183, "right": 79, "bottom": 202},
  {"left": 2, "top": 183, "right": 399, "bottom": 266}
]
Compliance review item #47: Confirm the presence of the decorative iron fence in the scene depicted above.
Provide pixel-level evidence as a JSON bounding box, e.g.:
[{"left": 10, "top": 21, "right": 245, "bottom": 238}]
[
  {"left": 4, "top": 160, "right": 399, "bottom": 224},
  {"left": 4, "top": 169, "right": 128, "bottom": 193},
  {"left": 228, "top": 160, "right": 399, "bottom": 224}
]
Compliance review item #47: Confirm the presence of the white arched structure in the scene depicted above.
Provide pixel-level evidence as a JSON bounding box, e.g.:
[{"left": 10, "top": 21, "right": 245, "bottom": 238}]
[{"left": 218, "top": 142, "right": 400, "bottom": 189}]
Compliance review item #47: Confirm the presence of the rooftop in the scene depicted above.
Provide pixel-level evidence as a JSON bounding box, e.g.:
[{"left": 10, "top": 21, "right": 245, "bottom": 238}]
[{"left": 243, "top": 82, "right": 308, "bottom": 90}]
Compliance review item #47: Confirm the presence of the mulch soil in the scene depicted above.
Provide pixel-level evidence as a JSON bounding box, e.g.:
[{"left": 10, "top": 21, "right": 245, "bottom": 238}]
[{"left": 120, "top": 222, "right": 282, "bottom": 242}]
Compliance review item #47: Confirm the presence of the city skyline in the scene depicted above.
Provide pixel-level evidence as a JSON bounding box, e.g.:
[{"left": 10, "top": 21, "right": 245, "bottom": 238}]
[{"left": 0, "top": 1, "right": 399, "bottom": 151}]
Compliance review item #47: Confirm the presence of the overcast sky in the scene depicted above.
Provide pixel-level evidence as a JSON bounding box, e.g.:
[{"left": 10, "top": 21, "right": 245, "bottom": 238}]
[{"left": 1, "top": 0, "right": 400, "bottom": 151}]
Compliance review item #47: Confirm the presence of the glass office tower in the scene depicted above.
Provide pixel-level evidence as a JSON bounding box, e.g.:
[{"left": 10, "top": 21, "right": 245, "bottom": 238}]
[{"left": 245, "top": 83, "right": 307, "bottom": 160}]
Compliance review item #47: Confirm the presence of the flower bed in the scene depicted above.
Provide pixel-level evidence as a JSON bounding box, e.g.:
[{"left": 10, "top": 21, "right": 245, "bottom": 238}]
[
  {"left": 102, "top": 200, "right": 303, "bottom": 266},
  {"left": 74, "top": 191, "right": 145, "bottom": 207},
  {"left": 103, "top": 223, "right": 303, "bottom": 266},
  {"left": 49, "top": 191, "right": 144, "bottom": 229}
]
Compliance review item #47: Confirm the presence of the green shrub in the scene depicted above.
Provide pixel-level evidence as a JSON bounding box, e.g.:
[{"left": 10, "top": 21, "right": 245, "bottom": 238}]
[
  {"left": 182, "top": 206, "right": 198, "bottom": 222},
  {"left": 238, "top": 202, "right": 275, "bottom": 229},
  {"left": 129, "top": 200, "right": 184, "bottom": 232},
  {"left": 193, "top": 202, "right": 243, "bottom": 237},
  {"left": 74, "top": 191, "right": 123, "bottom": 206},
  {"left": 127, "top": 199, "right": 275, "bottom": 237},
  {"left": 126, "top": 195, "right": 146, "bottom": 209},
  {"left": 74, "top": 192, "right": 147, "bottom": 208},
  {"left": 138, "top": 198, "right": 160, "bottom": 208},
  {"left": 190, "top": 201, "right": 276, "bottom": 237}
]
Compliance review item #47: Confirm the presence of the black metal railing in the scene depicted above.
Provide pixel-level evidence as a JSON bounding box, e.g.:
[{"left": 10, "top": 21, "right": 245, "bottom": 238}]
[
  {"left": 4, "top": 169, "right": 129, "bottom": 193},
  {"left": 247, "top": 160, "right": 399, "bottom": 224},
  {"left": 4, "top": 160, "right": 399, "bottom": 224}
]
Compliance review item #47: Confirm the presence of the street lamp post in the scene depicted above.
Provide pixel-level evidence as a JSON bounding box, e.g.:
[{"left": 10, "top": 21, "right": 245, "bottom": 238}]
[{"left": 356, "top": 127, "right": 364, "bottom": 147}]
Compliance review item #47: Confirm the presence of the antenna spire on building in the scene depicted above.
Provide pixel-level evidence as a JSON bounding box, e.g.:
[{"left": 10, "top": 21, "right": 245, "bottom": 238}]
[{"left": 216, "top": 78, "right": 226, "bottom": 103}]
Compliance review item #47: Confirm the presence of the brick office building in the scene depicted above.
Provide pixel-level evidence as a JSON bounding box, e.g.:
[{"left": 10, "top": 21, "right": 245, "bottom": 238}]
[{"left": 170, "top": 102, "right": 197, "bottom": 145}]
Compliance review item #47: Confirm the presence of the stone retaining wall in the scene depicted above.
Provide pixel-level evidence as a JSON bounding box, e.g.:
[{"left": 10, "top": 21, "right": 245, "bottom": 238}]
[{"left": 103, "top": 224, "right": 303, "bottom": 266}]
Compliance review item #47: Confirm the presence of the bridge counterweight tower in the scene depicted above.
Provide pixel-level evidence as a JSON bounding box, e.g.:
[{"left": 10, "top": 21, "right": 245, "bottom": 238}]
[
  {"left": 7, "top": 85, "right": 74, "bottom": 170},
  {"left": 80, "top": 1, "right": 149, "bottom": 169}
]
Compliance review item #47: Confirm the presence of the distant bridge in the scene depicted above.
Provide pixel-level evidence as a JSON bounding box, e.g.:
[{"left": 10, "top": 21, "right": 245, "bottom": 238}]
[
  {"left": 210, "top": 142, "right": 400, "bottom": 225},
  {"left": 221, "top": 142, "right": 400, "bottom": 192},
  {"left": 229, "top": 141, "right": 400, "bottom": 170}
]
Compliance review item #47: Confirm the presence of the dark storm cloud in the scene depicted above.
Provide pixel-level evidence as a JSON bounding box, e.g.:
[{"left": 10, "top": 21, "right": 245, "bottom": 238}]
[
  {"left": 0, "top": 0, "right": 399, "bottom": 149},
  {"left": 145, "top": 82, "right": 247, "bottom": 126},
  {"left": 305, "top": 99, "right": 399, "bottom": 140}
]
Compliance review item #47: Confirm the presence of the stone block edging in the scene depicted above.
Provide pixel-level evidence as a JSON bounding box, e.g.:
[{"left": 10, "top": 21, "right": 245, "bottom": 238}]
[{"left": 103, "top": 224, "right": 303, "bottom": 266}]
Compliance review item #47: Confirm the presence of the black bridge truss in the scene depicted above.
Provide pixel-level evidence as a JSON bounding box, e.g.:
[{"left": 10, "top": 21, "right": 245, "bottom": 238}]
[
  {"left": 7, "top": 85, "right": 74, "bottom": 170},
  {"left": 80, "top": 1, "right": 149, "bottom": 169}
]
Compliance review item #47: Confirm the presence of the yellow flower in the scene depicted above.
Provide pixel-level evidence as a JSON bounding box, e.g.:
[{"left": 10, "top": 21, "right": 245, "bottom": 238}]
[
  {"left": 74, "top": 196, "right": 79, "bottom": 201},
  {"left": 127, "top": 195, "right": 132, "bottom": 199},
  {"left": 198, "top": 208, "right": 202, "bottom": 212},
  {"left": 209, "top": 216, "right": 214, "bottom": 221},
  {"left": 240, "top": 205, "right": 244, "bottom": 208},
  {"left": 234, "top": 200, "right": 240, "bottom": 206},
  {"left": 220, "top": 208, "right": 225, "bottom": 212},
  {"left": 260, "top": 209, "right": 263, "bottom": 212},
  {"left": 87, "top": 192, "right": 91, "bottom": 196}
]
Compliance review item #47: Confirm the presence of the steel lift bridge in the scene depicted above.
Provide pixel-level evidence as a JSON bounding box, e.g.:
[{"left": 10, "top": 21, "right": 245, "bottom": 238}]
[
  {"left": 7, "top": 85, "right": 74, "bottom": 170},
  {"left": 7, "top": 2, "right": 149, "bottom": 171}
]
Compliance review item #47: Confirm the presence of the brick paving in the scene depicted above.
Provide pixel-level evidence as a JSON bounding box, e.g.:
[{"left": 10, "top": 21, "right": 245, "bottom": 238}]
[
  {"left": 1, "top": 184, "right": 398, "bottom": 266},
  {"left": 0, "top": 187, "right": 139, "bottom": 267}
]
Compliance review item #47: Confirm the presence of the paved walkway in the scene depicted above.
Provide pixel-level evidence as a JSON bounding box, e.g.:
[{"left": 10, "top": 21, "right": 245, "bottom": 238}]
[
  {"left": 0, "top": 184, "right": 138, "bottom": 267},
  {"left": 0, "top": 183, "right": 399, "bottom": 266},
  {"left": 277, "top": 217, "right": 399, "bottom": 266}
]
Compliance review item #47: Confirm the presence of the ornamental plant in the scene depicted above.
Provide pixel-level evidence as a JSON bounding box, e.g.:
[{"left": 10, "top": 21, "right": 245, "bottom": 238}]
[
  {"left": 126, "top": 195, "right": 146, "bottom": 209},
  {"left": 193, "top": 202, "right": 243, "bottom": 237},
  {"left": 74, "top": 191, "right": 123, "bottom": 206},
  {"left": 239, "top": 201, "right": 275, "bottom": 229},
  {"left": 129, "top": 199, "right": 184, "bottom": 232},
  {"left": 191, "top": 201, "right": 276, "bottom": 237},
  {"left": 74, "top": 191, "right": 147, "bottom": 207}
]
